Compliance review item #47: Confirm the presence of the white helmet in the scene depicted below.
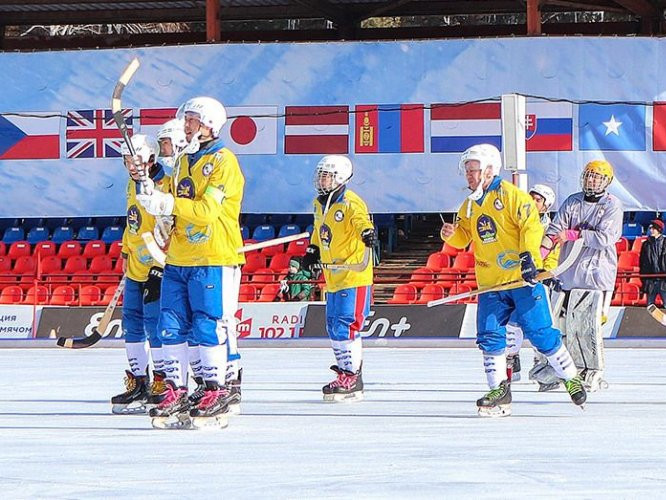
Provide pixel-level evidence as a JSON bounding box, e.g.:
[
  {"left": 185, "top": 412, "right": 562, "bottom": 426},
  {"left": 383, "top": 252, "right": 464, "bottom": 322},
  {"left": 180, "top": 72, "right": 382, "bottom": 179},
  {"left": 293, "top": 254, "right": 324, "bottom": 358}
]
[
  {"left": 176, "top": 96, "right": 227, "bottom": 138},
  {"left": 458, "top": 143, "right": 502, "bottom": 176},
  {"left": 157, "top": 118, "right": 187, "bottom": 168},
  {"left": 120, "top": 134, "right": 158, "bottom": 164},
  {"left": 529, "top": 184, "right": 556, "bottom": 210},
  {"left": 314, "top": 155, "right": 353, "bottom": 195}
]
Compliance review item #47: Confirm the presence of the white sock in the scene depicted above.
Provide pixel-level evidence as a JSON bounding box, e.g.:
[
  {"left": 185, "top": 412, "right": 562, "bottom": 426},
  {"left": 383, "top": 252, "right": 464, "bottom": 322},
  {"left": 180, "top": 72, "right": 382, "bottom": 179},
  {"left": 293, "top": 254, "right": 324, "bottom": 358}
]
[
  {"left": 125, "top": 341, "right": 149, "bottom": 377},
  {"left": 150, "top": 346, "right": 164, "bottom": 373},
  {"left": 330, "top": 338, "right": 363, "bottom": 373},
  {"left": 199, "top": 345, "right": 227, "bottom": 384},
  {"left": 162, "top": 343, "right": 189, "bottom": 387},
  {"left": 505, "top": 323, "right": 524, "bottom": 356},
  {"left": 546, "top": 344, "right": 578, "bottom": 381},
  {"left": 483, "top": 353, "right": 507, "bottom": 389},
  {"left": 188, "top": 345, "right": 202, "bottom": 380}
]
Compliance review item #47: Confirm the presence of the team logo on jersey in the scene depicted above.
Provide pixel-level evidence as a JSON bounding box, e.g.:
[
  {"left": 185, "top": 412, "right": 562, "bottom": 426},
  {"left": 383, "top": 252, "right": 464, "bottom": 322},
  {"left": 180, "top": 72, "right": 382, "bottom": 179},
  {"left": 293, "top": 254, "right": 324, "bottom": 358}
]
[
  {"left": 185, "top": 223, "right": 211, "bottom": 244},
  {"left": 177, "top": 177, "right": 196, "bottom": 199},
  {"left": 494, "top": 198, "right": 504, "bottom": 211},
  {"left": 476, "top": 215, "right": 498, "bottom": 244},
  {"left": 127, "top": 205, "right": 141, "bottom": 235},
  {"left": 137, "top": 244, "right": 153, "bottom": 265},
  {"left": 334, "top": 210, "right": 344, "bottom": 222},
  {"left": 319, "top": 224, "right": 332, "bottom": 248},
  {"left": 202, "top": 163, "right": 214, "bottom": 177},
  {"left": 497, "top": 250, "right": 521, "bottom": 270}
]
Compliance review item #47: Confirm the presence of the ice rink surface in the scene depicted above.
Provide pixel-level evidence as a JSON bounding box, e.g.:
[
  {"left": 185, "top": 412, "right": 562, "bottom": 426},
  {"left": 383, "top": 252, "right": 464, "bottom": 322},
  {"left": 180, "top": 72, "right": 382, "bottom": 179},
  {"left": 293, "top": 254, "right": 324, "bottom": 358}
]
[{"left": 0, "top": 346, "right": 664, "bottom": 499}]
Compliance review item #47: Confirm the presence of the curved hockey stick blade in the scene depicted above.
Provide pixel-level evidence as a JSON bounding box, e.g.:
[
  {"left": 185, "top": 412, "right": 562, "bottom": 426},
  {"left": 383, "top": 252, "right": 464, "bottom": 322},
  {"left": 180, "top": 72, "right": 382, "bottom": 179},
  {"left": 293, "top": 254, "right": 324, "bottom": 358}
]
[
  {"left": 647, "top": 304, "right": 666, "bottom": 326},
  {"left": 427, "top": 239, "right": 584, "bottom": 307},
  {"left": 322, "top": 247, "right": 372, "bottom": 272},
  {"left": 57, "top": 328, "right": 102, "bottom": 349},
  {"left": 142, "top": 232, "right": 166, "bottom": 267}
]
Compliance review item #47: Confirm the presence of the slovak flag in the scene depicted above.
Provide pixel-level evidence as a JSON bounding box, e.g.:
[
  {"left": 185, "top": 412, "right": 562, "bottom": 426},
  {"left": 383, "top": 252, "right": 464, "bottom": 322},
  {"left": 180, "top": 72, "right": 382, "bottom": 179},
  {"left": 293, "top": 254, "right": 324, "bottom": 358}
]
[
  {"left": 0, "top": 112, "right": 60, "bottom": 160},
  {"left": 354, "top": 104, "right": 424, "bottom": 153},
  {"left": 284, "top": 106, "right": 349, "bottom": 154},
  {"left": 221, "top": 106, "right": 278, "bottom": 155},
  {"left": 525, "top": 102, "right": 573, "bottom": 151},
  {"left": 579, "top": 103, "right": 646, "bottom": 151},
  {"left": 430, "top": 103, "right": 501, "bottom": 153},
  {"left": 66, "top": 109, "right": 131, "bottom": 159}
]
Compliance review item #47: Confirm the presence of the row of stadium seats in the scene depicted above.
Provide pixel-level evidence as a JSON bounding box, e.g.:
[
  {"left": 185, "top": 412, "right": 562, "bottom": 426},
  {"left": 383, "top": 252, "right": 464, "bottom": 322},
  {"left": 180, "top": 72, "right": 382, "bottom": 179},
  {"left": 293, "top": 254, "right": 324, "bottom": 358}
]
[
  {"left": 0, "top": 240, "right": 123, "bottom": 260},
  {"left": 2, "top": 225, "right": 123, "bottom": 244},
  {"left": 0, "top": 283, "right": 121, "bottom": 306}
]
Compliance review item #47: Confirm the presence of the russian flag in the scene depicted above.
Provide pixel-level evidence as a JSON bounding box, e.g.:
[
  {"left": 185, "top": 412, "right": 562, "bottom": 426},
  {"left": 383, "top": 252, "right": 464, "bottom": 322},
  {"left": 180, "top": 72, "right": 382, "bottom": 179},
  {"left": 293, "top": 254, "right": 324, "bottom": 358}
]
[
  {"left": 430, "top": 103, "right": 501, "bottom": 153},
  {"left": 354, "top": 104, "right": 424, "bottom": 153},
  {"left": 525, "top": 102, "right": 573, "bottom": 151},
  {"left": 0, "top": 112, "right": 60, "bottom": 160}
]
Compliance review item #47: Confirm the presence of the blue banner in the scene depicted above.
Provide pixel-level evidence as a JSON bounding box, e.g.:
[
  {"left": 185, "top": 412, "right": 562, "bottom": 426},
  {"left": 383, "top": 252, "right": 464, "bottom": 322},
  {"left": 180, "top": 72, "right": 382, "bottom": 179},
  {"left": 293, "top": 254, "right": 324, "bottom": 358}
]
[{"left": 0, "top": 38, "right": 665, "bottom": 216}]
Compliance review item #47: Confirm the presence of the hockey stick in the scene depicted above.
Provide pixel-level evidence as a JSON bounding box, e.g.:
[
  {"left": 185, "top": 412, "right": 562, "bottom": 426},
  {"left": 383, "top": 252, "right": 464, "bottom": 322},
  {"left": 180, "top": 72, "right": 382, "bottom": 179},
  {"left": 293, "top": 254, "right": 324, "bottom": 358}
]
[
  {"left": 141, "top": 231, "right": 312, "bottom": 267},
  {"left": 322, "top": 247, "right": 372, "bottom": 272},
  {"left": 56, "top": 276, "right": 126, "bottom": 349},
  {"left": 647, "top": 304, "right": 666, "bottom": 326},
  {"left": 427, "top": 239, "right": 584, "bottom": 307}
]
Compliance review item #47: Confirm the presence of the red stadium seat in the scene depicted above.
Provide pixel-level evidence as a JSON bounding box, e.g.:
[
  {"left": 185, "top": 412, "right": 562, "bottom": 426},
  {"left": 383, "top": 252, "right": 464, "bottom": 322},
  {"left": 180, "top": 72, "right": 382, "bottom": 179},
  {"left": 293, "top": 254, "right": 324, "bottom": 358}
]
[
  {"left": 243, "top": 253, "right": 266, "bottom": 274},
  {"left": 239, "top": 284, "right": 258, "bottom": 302},
  {"left": 39, "top": 256, "right": 63, "bottom": 277},
  {"left": 89, "top": 255, "right": 113, "bottom": 274},
  {"left": 0, "top": 285, "right": 23, "bottom": 304},
  {"left": 251, "top": 268, "right": 276, "bottom": 286},
  {"left": 408, "top": 267, "right": 437, "bottom": 289},
  {"left": 442, "top": 242, "right": 462, "bottom": 257},
  {"left": 415, "top": 284, "right": 444, "bottom": 304},
  {"left": 257, "top": 283, "right": 281, "bottom": 302},
  {"left": 108, "top": 241, "right": 123, "bottom": 259},
  {"left": 100, "top": 285, "right": 123, "bottom": 306},
  {"left": 57, "top": 240, "right": 82, "bottom": 259},
  {"left": 632, "top": 236, "right": 647, "bottom": 254},
  {"left": 617, "top": 251, "right": 640, "bottom": 272},
  {"left": 82, "top": 240, "right": 106, "bottom": 259},
  {"left": 615, "top": 237, "right": 629, "bottom": 253},
  {"left": 269, "top": 252, "right": 292, "bottom": 271},
  {"left": 63, "top": 256, "right": 88, "bottom": 275},
  {"left": 113, "top": 257, "right": 124, "bottom": 274},
  {"left": 425, "top": 252, "right": 450, "bottom": 271},
  {"left": 50, "top": 285, "right": 76, "bottom": 306},
  {"left": 0, "top": 256, "right": 12, "bottom": 273},
  {"left": 0, "top": 241, "right": 5, "bottom": 256},
  {"left": 13, "top": 255, "right": 36, "bottom": 275},
  {"left": 8, "top": 241, "right": 31, "bottom": 260},
  {"left": 285, "top": 239, "right": 309, "bottom": 257},
  {"left": 34, "top": 241, "right": 57, "bottom": 258},
  {"left": 23, "top": 285, "right": 49, "bottom": 305},
  {"left": 78, "top": 285, "right": 102, "bottom": 306},
  {"left": 387, "top": 284, "right": 418, "bottom": 304},
  {"left": 452, "top": 252, "right": 475, "bottom": 271}
]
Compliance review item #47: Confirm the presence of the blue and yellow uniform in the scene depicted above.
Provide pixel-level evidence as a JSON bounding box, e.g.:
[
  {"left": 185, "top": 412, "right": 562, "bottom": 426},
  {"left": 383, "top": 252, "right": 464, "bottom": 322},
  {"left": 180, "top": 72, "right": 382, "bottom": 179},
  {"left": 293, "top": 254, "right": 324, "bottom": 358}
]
[
  {"left": 444, "top": 177, "right": 563, "bottom": 356},
  {"left": 121, "top": 167, "right": 169, "bottom": 348},
  {"left": 312, "top": 188, "right": 373, "bottom": 343},
  {"left": 159, "top": 139, "right": 245, "bottom": 349}
]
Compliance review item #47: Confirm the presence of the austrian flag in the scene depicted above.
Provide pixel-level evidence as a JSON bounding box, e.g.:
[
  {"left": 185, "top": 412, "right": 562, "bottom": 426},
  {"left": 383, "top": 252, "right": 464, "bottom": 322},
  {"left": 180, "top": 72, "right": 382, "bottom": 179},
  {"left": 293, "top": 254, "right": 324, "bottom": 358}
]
[{"left": 284, "top": 106, "right": 349, "bottom": 154}]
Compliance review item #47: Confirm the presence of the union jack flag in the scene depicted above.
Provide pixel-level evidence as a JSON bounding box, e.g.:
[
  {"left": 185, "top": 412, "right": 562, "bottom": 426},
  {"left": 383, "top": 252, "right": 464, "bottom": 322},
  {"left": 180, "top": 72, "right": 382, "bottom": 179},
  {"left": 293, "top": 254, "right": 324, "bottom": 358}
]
[{"left": 66, "top": 109, "right": 132, "bottom": 159}]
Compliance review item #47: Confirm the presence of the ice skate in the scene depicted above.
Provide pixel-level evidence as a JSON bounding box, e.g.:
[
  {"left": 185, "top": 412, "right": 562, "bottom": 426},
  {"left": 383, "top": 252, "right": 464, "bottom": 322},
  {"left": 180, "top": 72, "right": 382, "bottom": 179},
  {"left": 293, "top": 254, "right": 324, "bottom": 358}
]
[
  {"left": 476, "top": 380, "right": 512, "bottom": 417},
  {"left": 506, "top": 354, "right": 521, "bottom": 382},
  {"left": 581, "top": 369, "right": 608, "bottom": 392},
  {"left": 111, "top": 370, "right": 149, "bottom": 415},
  {"left": 224, "top": 368, "right": 242, "bottom": 415},
  {"left": 564, "top": 375, "right": 587, "bottom": 408},
  {"left": 322, "top": 365, "right": 364, "bottom": 402},
  {"left": 190, "top": 382, "right": 230, "bottom": 430},
  {"left": 188, "top": 376, "right": 206, "bottom": 407},
  {"left": 537, "top": 381, "right": 561, "bottom": 392},
  {"left": 145, "top": 370, "right": 167, "bottom": 411},
  {"left": 149, "top": 380, "right": 191, "bottom": 429}
]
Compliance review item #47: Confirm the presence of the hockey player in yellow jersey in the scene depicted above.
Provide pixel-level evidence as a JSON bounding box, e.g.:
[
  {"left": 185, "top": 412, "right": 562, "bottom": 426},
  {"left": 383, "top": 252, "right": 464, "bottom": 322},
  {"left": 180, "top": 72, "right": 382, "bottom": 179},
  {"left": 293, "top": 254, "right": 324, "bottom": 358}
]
[
  {"left": 137, "top": 97, "right": 244, "bottom": 430},
  {"left": 111, "top": 134, "right": 169, "bottom": 415},
  {"left": 440, "top": 144, "right": 585, "bottom": 417},
  {"left": 302, "top": 155, "right": 374, "bottom": 402}
]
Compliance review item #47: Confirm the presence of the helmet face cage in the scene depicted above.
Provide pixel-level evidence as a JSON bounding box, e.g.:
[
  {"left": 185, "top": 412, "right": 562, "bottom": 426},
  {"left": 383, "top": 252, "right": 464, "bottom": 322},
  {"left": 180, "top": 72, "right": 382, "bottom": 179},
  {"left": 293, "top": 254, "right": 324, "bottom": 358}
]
[
  {"left": 314, "top": 156, "right": 352, "bottom": 196},
  {"left": 581, "top": 161, "right": 613, "bottom": 196}
]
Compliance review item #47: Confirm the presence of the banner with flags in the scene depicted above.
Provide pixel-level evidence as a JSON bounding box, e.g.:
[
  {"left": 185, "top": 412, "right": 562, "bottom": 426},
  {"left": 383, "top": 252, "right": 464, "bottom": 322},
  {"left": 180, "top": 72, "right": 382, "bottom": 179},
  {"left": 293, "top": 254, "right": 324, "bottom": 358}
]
[
  {"left": 137, "top": 108, "right": 177, "bottom": 137},
  {"left": 222, "top": 106, "right": 278, "bottom": 155},
  {"left": 284, "top": 106, "right": 349, "bottom": 154},
  {"left": 430, "top": 103, "right": 502, "bottom": 153},
  {"left": 66, "top": 109, "right": 130, "bottom": 159},
  {"left": 579, "top": 103, "right": 646, "bottom": 151},
  {"left": 0, "top": 112, "right": 60, "bottom": 160},
  {"left": 525, "top": 102, "right": 573, "bottom": 151},
  {"left": 354, "top": 104, "right": 424, "bottom": 154}
]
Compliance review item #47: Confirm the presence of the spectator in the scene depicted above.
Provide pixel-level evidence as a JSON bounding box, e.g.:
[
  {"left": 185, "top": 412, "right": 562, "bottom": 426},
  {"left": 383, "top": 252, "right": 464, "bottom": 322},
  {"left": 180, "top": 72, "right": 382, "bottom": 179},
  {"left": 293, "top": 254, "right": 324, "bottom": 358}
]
[
  {"left": 639, "top": 219, "right": 666, "bottom": 307},
  {"left": 276, "top": 257, "right": 313, "bottom": 302}
]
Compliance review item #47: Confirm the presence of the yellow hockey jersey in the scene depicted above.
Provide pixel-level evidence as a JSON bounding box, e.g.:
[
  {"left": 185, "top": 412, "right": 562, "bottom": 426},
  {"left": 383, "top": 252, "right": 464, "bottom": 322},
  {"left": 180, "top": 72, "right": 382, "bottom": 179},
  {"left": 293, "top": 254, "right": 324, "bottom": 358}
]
[
  {"left": 311, "top": 188, "right": 374, "bottom": 293},
  {"left": 122, "top": 172, "right": 170, "bottom": 282},
  {"left": 444, "top": 177, "right": 543, "bottom": 288},
  {"left": 168, "top": 140, "right": 245, "bottom": 267}
]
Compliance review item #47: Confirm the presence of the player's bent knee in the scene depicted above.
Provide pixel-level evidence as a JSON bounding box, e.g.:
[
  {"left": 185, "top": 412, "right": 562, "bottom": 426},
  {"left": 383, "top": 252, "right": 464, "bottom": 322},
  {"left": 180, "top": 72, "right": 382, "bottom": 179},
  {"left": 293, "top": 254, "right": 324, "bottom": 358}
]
[{"left": 525, "top": 327, "right": 561, "bottom": 355}]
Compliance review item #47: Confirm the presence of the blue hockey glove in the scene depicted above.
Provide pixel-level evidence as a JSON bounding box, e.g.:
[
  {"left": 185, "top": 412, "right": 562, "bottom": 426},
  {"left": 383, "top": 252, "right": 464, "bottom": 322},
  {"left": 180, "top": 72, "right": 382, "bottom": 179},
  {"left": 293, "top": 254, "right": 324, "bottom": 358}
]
[
  {"left": 519, "top": 252, "right": 538, "bottom": 285},
  {"left": 542, "top": 276, "right": 563, "bottom": 293}
]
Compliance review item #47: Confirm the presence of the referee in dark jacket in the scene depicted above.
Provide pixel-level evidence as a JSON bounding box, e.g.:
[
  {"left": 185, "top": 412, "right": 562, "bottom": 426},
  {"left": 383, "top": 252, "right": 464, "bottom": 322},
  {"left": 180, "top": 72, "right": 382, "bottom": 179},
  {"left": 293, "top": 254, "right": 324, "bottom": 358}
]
[{"left": 639, "top": 219, "right": 666, "bottom": 307}]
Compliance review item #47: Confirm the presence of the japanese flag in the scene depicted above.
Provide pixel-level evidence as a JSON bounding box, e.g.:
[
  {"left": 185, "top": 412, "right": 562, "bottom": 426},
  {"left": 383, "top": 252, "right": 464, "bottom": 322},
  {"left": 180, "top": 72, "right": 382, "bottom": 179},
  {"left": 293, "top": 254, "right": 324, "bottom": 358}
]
[{"left": 221, "top": 106, "right": 278, "bottom": 155}]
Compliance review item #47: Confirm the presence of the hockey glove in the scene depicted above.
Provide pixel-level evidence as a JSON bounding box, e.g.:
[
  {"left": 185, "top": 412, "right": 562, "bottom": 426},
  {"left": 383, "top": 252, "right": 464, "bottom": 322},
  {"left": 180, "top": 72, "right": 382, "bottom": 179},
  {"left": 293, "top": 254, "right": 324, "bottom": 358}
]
[
  {"left": 143, "top": 266, "right": 163, "bottom": 304},
  {"left": 302, "top": 244, "right": 321, "bottom": 270},
  {"left": 137, "top": 189, "right": 174, "bottom": 216},
  {"left": 542, "top": 276, "right": 563, "bottom": 293},
  {"left": 154, "top": 216, "right": 174, "bottom": 249},
  {"left": 360, "top": 228, "right": 375, "bottom": 248},
  {"left": 519, "top": 252, "right": 539, "bottom": 285}
]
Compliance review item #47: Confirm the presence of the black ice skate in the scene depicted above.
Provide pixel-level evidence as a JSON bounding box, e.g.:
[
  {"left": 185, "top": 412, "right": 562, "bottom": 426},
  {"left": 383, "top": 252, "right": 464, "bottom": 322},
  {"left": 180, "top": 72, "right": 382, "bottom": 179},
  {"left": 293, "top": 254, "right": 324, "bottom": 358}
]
[
  {"left": 564, "top": 375, "right": 587, "bottom": 408},
  {"left": 506, "top": 354, "right": 521, "bottom": 382},
  {"left": 149, "top": 380, "right": 191, "bottom": 429},
  {"left": 190, "top": 381, "right": 230, "bottom": 430},
  {"left": 322, "top": 365, "right": 363, "bottom": 402},
  {"left": 145, "top": 370, "right": 167, "bottom": 411},
  {"left": 111, "top": 370, "right": 149, "bottom": 415},
  {"left": 225, "top": 368, "right": 242, "bottom": 415},
  {"left": 188, "top": 376, "right": 206, "bottom": 407},
  {"left": 476, "top": 380, "right": 512, "bottom": 417}
]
